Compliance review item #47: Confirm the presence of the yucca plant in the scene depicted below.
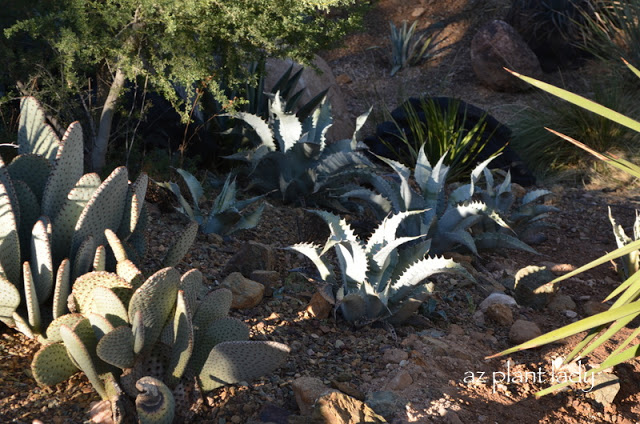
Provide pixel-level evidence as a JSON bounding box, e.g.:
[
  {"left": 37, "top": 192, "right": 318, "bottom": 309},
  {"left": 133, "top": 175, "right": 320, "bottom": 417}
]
[
  {"left": 389, "top": 20, "right": 445, "bottom": 76},
  {"left": 0, "top": 97, "right": 197, "bottom": 340},
  {"left": 30, "top": 231, "right": 289, "bottom": 422},
  {"left": 157, "top": 169, "right": 264, "bottom": 236},
  {"left": 488, "top": 61, "right": 640, "bottom": 396},
  {"left": 225, "top": 94, "right": 376, "bottom": 205},
  {"left": 289, "top": 210, "right": 474, "bottom": 325},
  {"left": 341, "top": 146, "right": 539, "bottom": 255},
  {"left": 372, "top": 97, "right": 501, "bottom": 181}
]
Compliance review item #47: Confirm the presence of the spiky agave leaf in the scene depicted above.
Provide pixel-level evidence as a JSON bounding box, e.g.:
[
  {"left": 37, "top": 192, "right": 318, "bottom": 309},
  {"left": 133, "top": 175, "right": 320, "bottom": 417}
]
[{"left": 287, "top": 242, "right": 335, "bottom": 283}]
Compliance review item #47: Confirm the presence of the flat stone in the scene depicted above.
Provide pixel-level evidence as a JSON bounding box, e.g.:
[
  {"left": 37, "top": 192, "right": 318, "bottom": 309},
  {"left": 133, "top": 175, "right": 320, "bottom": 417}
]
[
  {"left": 509, "top": 319, "right": 542, "bottom": 344},
  {"left": 382, "top": 348, "right": 409, "bottom": 364},
  {"left": 385, "top": 370, "right": 413, "bottom": 391},
  {"left": 486, "top": 303, "right": 513, "bottom": 326},
  {"left": 223, "top": 241, "right": 275, "bottom": 277},
  {"left": 583, "top": 300, "right": 609, "bottom": 316},
  {"left": 221, "top": 272, "right": 265, "bottom": 309},
  {"left": 590, "top": 373, "right": 620, "bottom": 406},
  {"left": 306, "top": 291, "right": 333, "bottom": 319},
  {"left": 479, "top": 293, "right": 518, "bottom": 312},
  {"left": 548, "top": 294, "right": 577, "bottom": 312}
]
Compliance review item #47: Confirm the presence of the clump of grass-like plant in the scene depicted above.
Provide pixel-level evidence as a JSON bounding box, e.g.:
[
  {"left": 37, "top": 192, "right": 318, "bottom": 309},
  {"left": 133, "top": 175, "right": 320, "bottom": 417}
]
[{"left": 389, "top": 21, "right": 445, "bottom": 76}]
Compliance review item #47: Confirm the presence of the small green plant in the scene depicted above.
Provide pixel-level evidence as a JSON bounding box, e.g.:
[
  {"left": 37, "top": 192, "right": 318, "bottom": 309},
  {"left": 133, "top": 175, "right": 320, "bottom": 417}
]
[
  {"left": 30, "top": 241, "right": 289, "bottom": 422},
  {"left": 157, "top": 169, "right": 265, "bottom": 236},
  {"left": 289, "top": 210, "right": 474, "bottom": 325},
  {"left": 608, "top": 206, "right": 640, "bottom": 280},
  {"left": 341, "top": 147, "right": 540, "bottom": 255},
  {"left": 0, "top": 97, "right": 196, "bottom": 340},
  {"left": 226, "top": 94, "right": 376, "bottom": 205},
  {"left": 489, "top": 62, "right": 640, "bottom": 396},
  {"left": 389, "top": 21, "right": 445, "bottom": 76}
]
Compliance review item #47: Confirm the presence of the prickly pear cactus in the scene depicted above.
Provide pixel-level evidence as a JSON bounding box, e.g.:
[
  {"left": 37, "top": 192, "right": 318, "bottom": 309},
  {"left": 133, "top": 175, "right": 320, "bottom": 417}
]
[
  {"left": 0, "top": 97, "right": 195, "bottom": 340},
  {"left": 29, "top": 261, "right": 289, "bottom": 423}
]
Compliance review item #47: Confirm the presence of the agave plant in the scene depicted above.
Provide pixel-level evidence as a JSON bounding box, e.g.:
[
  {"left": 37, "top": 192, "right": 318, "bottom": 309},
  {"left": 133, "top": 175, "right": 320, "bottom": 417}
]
[
  {"left": 471, "top": 167, "right": 557, "bottom": 247},
  {"left": 157, "top": 169, "right": 264, "bottom": 235},
  {"left": 341, "top": 146, "right": 539, "bottom": 255},
  {"left": 289, "top": 210, "right": 474, "bottom": 325},
  {"left": 488, "top": 61, "right": 640, "bottom": 396},
  {"left": 0, "top": 97, "right": 197, "bottom": 340},
  {"left": 389, "top": 20, "right": 445, "bottom": 76},
  {"left": 30, "top": 231, "right": 289, "bottom": 422},
  {"left": 226, "top": 94, "right": 376, "bottom": 205}
]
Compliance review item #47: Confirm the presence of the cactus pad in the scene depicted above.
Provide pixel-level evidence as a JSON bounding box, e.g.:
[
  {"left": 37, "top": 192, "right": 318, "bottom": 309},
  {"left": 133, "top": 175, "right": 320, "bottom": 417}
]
[
  {"left": 89, "top": 285, "right": 129, "bottom": 327},
  {"left": 198, "top": 341, "right": 290, "bottom": 392},
  {"left": 135, "top": 376, "right": 175, "bottom": 424},
  {"left": 41, "top": 121, "right": 84, "bottom": 222},
  {"left": 72, "top": 271, "right": 131, "bottom": 314},
  {"left": 7, "top": 154, "right": 51, "bottom": 201},
  {"left": 71, "top": 166, "right": 129, "bottom": 260},
  {"left": 31, "top": 342, "right": 79, "bottom": 386},
  {"left": 179, "top": 269, "right": 205, "bottom": 317},
  {"left": 119, "top": 173, "right": 149, "bottom": 240},
  {"left": 45, "top": 313, "right": 85, "bottom": 343},
  {"left": 128, "top": 267, "right": 179, "bottom": 354},
  {"left": 0, "top": 165, "right": 20, "bottom": 284},
  {"left": 86, "top": 312, "right": 115, "bottom": 341},
  {"left": 189, "top": 317, "right": 249, "bottom": 373},
  {"left": 166, "top": 290, "right": 193, "bottom": 384},
  {"left": 0, "top": 275, "right": 20, "bottom": 320},
  {"left": 162, "top": 221, "right": 198, "bottom": 267},
  {"left": 192, "top": 288, "right": 233, "bottom": 331},
  {"left": 23, "top": 262, "right": 41, "bottom": 334},
  {"left": 31, "top": 217, "right": 54, "bottom": 303},
  {"left": 96, "top": 325, "right": 135, "bottom": 369},
  {"left": 59, "top": 323, "right": 107, "bottom": 399},
  {"left": 52, "top": 259, "right": 71, "bottom": 319},
  {"left": 18, "top": 97, "right": 60, "bottom": 160}
]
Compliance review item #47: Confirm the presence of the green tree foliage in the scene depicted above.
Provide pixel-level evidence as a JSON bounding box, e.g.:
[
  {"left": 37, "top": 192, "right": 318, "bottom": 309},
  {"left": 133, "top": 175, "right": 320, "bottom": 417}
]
[{"left": 2, "top": 0, "right": 365, "bottom": 171}]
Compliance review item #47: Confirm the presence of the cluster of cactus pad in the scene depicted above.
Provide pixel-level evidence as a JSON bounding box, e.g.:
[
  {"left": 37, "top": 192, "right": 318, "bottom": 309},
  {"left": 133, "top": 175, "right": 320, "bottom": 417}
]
[
  {"left": 31, "top": 232, "right": 289, "bottom": 422},
  {"left": 157, "top": 169, "right": 265, "bottom": 235},
  {"left": 342, "top": 146, "right": 551, "bottom": 255},
  {"left": 226, "top": 94, "right": 375, "bottom": 205},
  {"left": 289, "top": 210, "right": 474, "bottom": 325},
  {"left": 0, "top": 97, "right": 197, "bottom": 340}
]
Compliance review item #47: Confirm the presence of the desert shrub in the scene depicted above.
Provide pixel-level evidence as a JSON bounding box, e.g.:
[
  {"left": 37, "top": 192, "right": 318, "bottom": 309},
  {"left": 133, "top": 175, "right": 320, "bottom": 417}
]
[{"left": 510, "top": 75, "right": 640, "bottom": 179}]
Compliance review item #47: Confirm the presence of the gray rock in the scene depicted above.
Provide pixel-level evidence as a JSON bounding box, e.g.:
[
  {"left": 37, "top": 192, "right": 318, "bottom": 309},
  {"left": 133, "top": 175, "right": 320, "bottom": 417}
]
[
  {"left": 509, "top": 319, "right": 542, "bottom": 344},
  {"left": 470, "top": 20, "right": 543, "bottom": 92},
  {"left": 385, "top": 370, "right": 413, "bottom": 391},
  {"left": 265, "top": 55, "right": 354, "bottom": 142},
  {"left": 548, "top": 294, "right": 577, "bottom": 312},
  {"left": 366, "top": 391, "right": 405, "bottom": 421},
  {"left": 221, "top": 272, "right": 265, "bottom": 309},
  {"left": 486, "top": 303, "right": 514, "bottom": 326},
  {"left": 223, "top": 241, "right": 275, "bottom": 277},
  {"left": 382, "top": 348, "right": 409, "bottom": 364},
  {"left": 249, "top": 270, "right": 281, "bottom": 297},
  {"left": 590, "top": 373, "right": 620, "bottom": 406},
  {"left": 479, "top": 293, "right": 518, "bottom": 312}
]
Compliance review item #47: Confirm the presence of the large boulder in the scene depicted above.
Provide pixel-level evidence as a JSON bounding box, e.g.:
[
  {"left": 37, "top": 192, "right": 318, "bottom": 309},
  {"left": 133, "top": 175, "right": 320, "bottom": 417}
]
[
  {"left": 265, "top": 55, "right": 354, "bottom": 142},
  {"left": 505, "top": 0, "right": 593, "bottom": 72},
  {"left": 470, "top": 20, "right": 543, "bottom": 92}
]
